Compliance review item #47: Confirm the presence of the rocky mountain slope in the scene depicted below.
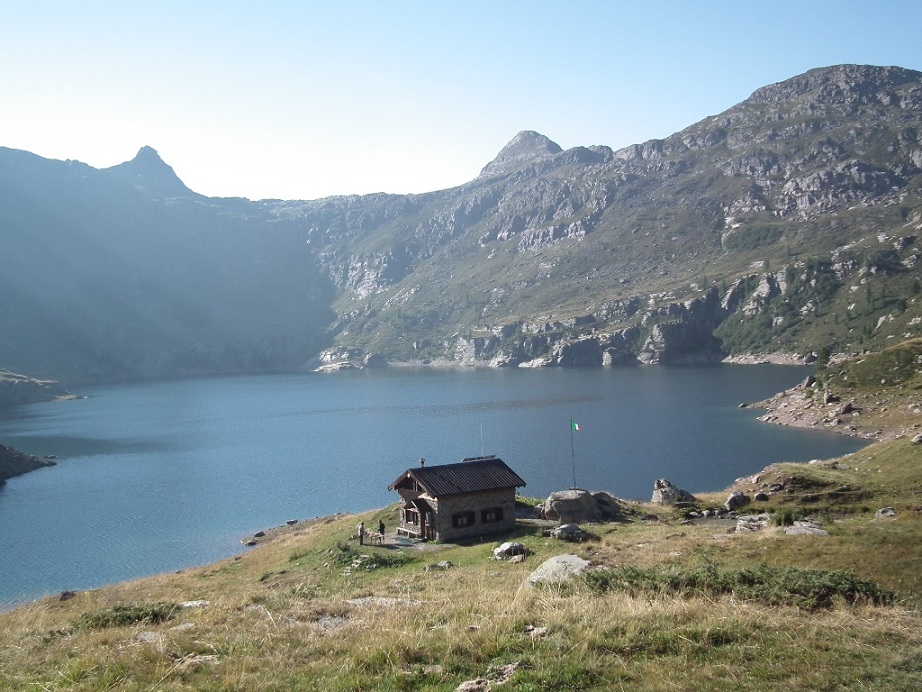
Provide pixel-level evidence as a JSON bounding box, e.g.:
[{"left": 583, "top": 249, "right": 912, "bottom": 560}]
[
  {"left": 1, "top": 64, "right": 921, "bottom": 383},
  {"left": 295, "top": 64, "right": 922, "bottom": 368}
]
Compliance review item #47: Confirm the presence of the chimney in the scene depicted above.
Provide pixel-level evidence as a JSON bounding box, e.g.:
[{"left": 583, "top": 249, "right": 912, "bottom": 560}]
[{"left": 419, "top": 457, "right": 426, "bottom": 468}]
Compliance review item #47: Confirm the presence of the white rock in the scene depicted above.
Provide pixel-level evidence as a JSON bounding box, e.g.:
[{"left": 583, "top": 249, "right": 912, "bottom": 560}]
[{"left": 527, "top": 554, "right": 590, "bottom": 585}]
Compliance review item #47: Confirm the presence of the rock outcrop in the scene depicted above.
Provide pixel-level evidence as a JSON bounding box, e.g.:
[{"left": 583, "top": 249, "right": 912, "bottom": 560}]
[
  {"left": 784, "top": 520, "right": 829, "bottom": 536},
  {"left": 650, "top": 479, "right": 697, "bottom": 504},
  {"left": 0, "top": 371, "right": 72, "bottom": 408},
  {"left": 548, "top": 524, "right": 597, "bottom": 542},
  {"left": 541, "top": 489, "right": 624, "bottom": 523},
  {"left": 542, "top": 490, "right": 602, "bottom": 523},
  {"left": 493, "top": 542, "right": 528, "bottom": 560},
  {"left": 527, "top": 554, "right": 591, "bottom": 586},
  {"left": 725, "top": 491, "right": 751, "bottom": 512},
  {"left": 479, "top": 130, "right": 563, "bottom": 178},
  {"left": 0, "top": 443, "right": 55, "bottom": 483}
]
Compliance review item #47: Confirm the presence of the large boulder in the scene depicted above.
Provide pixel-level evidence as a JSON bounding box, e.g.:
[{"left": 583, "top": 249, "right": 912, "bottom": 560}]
[
  {"left": 650, "top": 478, "right": 697, "bottom": 504},
  {"left": 542, "top": 489, "right": 602, "bottom": 523},
  {"left": 725, "top": 491, "right": 750, "bottom": 512},
  {"left": 549, "top": 524, "right": 596, "bottom": 542},
  {"left": 527, "top": 554, "right": 591, "bottom": 586},
  {"left": 590, "top": 491, "right": 624, "bottom": 520},
  {"left": 735, "top": 514, "right": 771, "bottom": 533},
  {"left": 784, "top": 520, "right": 829, "bottom": 536},
  {"left": 493, "top": 542, "right": 528, "bottom": 560}
]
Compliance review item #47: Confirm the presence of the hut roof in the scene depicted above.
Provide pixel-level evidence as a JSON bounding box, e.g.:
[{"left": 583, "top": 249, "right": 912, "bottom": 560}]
[{"left": 388, "top": 456, "right": 526, "bottom": 497}]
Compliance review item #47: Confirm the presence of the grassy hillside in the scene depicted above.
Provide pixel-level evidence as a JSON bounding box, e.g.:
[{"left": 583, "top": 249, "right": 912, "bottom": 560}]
[{"left": 2, "top": 345, "right": 921, "bottom": 690}]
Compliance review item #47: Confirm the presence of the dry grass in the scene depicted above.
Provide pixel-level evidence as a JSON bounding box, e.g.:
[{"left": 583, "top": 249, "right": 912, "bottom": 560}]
[
  {"left": 2, "top": 492, "right": 921, "bottom": 690},
  {"left": 2, "top": 567, "right": 920, "bottom": 690}
]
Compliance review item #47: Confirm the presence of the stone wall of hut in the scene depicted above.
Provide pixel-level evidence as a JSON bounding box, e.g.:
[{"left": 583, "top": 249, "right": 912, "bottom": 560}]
[{"left": 432, "top": 488, "right": 517, "bottom": 541}]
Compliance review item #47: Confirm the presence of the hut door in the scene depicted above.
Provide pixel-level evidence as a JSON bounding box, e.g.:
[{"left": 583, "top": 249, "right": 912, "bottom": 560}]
[{"left": 424, "top": 511, "right": 434, "bottom": 540}]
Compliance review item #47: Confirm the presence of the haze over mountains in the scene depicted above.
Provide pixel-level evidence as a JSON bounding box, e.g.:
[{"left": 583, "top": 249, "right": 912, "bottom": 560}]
[{"left": 2, "top": 64, "right": 921, "bottom": 385}]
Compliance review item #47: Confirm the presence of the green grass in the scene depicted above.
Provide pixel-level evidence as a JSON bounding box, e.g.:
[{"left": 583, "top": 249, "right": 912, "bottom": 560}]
[
  {"left": 74, "top": 602, "right": 179, "bottom": 630},
  {"left": 1, "top": 501, "right": 919, "bottom": 690},
  {"left": 585, "top": 562, "right": 894, "bottom": 609},
  {"left": 828, "top": 337, "right": 922, "bottom": 390}
]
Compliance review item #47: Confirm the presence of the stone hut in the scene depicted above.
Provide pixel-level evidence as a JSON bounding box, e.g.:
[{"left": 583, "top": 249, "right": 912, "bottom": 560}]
[{"left": 388, "top": 455, "right": 526, "bottom": 541}]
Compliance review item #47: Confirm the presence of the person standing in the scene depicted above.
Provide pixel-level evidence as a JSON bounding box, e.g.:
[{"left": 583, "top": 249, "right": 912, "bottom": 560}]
[
  {"left": 378, "top": 519, "right": 385, "bottom": 536},
  {"left": 357, "top": 521, "right": 365, "bottom": 545}
]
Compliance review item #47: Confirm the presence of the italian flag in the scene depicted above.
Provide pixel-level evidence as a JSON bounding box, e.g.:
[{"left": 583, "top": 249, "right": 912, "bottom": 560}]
[{"left": 571, "top": 421, "right": 582, "bottom": 431}]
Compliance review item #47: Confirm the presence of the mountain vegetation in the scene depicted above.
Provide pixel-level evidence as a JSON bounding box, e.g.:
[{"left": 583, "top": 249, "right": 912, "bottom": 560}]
[{"left": 1, "top": 64, "right": 922, "bottom": 386}]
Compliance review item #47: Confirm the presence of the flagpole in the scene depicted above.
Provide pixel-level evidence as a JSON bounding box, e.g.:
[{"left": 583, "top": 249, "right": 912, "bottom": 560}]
[{"left": 570, "top": 418, "right": 576, "bottom": 489}]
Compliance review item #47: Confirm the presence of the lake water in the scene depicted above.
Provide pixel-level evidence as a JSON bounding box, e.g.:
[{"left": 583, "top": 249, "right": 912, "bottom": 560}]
[{"left": 0, "top": 366, "right": 866, "bottom": 607}]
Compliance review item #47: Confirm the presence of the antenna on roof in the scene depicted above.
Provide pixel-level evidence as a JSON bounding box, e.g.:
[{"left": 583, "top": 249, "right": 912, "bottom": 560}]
[
  {"left": 419, "top": 457, "right": 425, "bottom": 468},
  {"left": 462, "top": 454, "right": 496, "bottom": 462}
]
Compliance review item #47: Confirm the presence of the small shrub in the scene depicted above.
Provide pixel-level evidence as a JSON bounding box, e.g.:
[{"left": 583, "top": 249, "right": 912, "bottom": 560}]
[
  {"left": 368, "top": 551, "right": 413, "bottom": 568},
  {"left": 76, "top": 602, "right": 178, "bottom": 630},
  {"left": 326, "top": 540, "right": 412, "bottom": 569},
  {"left": 772, "top": 508, "right": 800, "bottom": 526},
  {"left": 722, "top": 225, "right": 783, "bottom": 251},
  {"left": 584, "top": 562, "right": 893, "bottom": 610},
  {"left": 515, "top": 494, "right": 543, "bottom": 508},
  {"left": 288, "top": 547, "right": 311, "bottom": 562},
  {"left": 330, "top": 541, "right": 360, "bottom": 566}
]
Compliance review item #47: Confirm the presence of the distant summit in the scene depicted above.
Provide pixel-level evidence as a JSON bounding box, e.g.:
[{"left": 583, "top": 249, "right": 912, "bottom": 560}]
[
  {"left": 745, "top": 64, "right": 922, "bottom": 106},
  {"left": 479, "top": 130, "right": 563, "bottom": 178},
  {"left": 104, "top": 146, "right": 196, "bottom": 199}
]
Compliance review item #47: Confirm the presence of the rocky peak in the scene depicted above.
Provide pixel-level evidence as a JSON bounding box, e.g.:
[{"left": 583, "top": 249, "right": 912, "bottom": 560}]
[
  {"left": 132, "top": 145, "right": 168, "bottom": 166},
  {"left": 744, "top": 64, "right": 922, "bottom": 108},
  {"left": 104, "top": 146, "right": 195, "bottom": 199},
  {"left": 479, "top": 130, "right": 563, "bottom": 178}
]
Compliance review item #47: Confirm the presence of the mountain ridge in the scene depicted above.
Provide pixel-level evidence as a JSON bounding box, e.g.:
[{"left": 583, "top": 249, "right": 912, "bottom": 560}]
[{"left": 1, "top": 63, "right": 920, "bottom": 384}]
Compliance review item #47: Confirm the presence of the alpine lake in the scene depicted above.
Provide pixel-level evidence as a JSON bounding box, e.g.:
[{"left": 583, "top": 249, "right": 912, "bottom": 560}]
[{"left": 0, "top": 365, "right": 866, "bottom": 607}]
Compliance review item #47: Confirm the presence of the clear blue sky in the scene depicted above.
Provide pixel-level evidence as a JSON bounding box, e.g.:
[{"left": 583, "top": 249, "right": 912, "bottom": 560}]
[{"left": 2, "top": 1, "right": 921, "bottom": 201}]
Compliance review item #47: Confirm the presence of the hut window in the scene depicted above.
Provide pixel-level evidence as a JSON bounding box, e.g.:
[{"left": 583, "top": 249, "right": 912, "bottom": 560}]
[
  {"left": 452, "top": 511, "right": 475, "bottom": 528},
  {"left": 481, "top": 507, "right": 503, "bottom": 524}
]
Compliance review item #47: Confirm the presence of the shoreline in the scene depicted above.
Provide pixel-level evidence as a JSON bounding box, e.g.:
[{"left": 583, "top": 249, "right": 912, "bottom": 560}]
[
  {"left": 0, "top": 356, "right": 832, "bottom": 489},
  {"left": 318, "top": 351, "right": 816, "bottom": 371},
  {"left": 750, "top": 378, "right": 920, "bottom": 443},
  {"left": 721, "top": 352, "right": 814, "bottom": 366},
  {"left": 0, "top": 443, "right": 56, "bottom": 484}
]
